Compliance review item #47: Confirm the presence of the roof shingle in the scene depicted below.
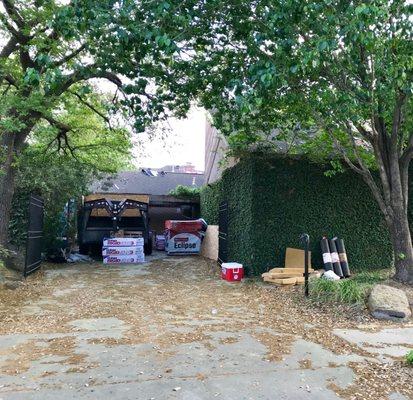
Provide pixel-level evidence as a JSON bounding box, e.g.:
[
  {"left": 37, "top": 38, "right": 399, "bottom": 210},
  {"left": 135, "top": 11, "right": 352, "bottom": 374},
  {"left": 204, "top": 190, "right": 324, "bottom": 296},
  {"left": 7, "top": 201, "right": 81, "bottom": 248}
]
[{"left": 91, "top": 170, "right": 205, "bottom": 196}]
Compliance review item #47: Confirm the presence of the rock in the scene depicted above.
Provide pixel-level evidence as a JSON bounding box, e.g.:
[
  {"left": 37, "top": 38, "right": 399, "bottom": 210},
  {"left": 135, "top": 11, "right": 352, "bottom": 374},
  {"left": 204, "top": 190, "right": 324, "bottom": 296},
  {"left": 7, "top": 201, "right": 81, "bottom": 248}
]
[{"left": 368, "top": 284, "right": 411, "bottom": 321}]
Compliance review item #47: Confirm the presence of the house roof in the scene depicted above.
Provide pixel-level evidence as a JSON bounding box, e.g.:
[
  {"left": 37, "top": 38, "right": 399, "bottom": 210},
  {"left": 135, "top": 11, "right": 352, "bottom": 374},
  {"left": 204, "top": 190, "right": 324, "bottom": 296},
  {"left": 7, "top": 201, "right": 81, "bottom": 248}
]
[{"left": 90, "top": 170, "right": 205, "bottom": 196}]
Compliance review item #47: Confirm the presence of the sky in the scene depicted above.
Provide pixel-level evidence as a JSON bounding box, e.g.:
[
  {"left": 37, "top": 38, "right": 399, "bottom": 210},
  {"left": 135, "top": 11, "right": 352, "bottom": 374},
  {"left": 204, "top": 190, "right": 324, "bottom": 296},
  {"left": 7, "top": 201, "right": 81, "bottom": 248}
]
[
  {"left": 132, "top": 107, "right": 206, "bottom": 172},
  {"left": 93, "top": 78, "right": 207, "bottom": 172}
]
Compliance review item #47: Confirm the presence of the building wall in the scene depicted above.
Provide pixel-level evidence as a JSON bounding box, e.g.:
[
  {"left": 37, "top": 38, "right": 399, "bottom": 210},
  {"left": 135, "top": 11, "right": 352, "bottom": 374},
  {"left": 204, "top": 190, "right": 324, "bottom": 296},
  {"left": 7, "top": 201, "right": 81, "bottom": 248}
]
[{"left": 204, "top": 119, "right": 237, "bottom": 184}]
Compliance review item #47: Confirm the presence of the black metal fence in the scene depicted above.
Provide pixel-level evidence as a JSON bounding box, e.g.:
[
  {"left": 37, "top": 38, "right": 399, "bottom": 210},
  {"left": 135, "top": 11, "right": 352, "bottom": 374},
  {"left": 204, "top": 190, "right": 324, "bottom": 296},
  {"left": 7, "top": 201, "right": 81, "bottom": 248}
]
[
  {"left": 24, "top": 195, "right": 44, "bottom": 277},
  {"left": 218, "top": 201, "right": 228, "bottom": 265}
]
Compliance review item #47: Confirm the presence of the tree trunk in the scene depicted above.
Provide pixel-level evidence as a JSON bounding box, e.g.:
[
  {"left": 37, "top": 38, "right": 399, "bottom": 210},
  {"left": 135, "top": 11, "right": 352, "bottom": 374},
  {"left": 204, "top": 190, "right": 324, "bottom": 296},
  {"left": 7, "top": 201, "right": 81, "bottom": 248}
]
[
  {"left": 387, "top": 206, "right": 413, "bottom": 284},
  {"left": 0, "top": 132, "right": 18, "bottom": 248}
]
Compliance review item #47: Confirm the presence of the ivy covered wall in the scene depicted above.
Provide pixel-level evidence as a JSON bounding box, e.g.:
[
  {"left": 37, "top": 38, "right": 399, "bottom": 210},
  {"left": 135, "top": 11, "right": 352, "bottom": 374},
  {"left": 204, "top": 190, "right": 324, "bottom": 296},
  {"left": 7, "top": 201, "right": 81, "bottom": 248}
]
[{"left": 201, "top": 154, "right": 393, "bottom": 275}]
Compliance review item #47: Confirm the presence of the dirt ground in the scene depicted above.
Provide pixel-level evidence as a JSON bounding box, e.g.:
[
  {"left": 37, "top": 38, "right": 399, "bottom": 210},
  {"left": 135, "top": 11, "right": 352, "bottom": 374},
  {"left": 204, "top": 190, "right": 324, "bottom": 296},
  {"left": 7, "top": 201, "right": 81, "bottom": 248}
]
[{"left": 0, "top": 254, "right": 411, "bottom": 399}]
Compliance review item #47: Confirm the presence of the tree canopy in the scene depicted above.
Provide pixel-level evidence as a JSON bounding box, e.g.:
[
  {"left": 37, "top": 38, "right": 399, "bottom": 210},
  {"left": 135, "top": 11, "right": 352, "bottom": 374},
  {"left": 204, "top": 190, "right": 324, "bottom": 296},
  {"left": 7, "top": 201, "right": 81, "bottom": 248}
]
[
  {"left": 194, "top": 0, "right": 413, "bottom": 282},
  {"left": 0, "top": 0, "right": 224, "bottom": 247}
]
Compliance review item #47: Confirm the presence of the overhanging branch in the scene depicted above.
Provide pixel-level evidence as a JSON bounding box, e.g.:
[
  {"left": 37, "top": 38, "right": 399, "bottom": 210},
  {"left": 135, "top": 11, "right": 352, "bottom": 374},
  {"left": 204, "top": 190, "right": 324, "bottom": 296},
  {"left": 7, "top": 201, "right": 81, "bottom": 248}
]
[
  {"left": 51, "top": 43, "right": 87, "bottom": 68},
  {"left": 53, "top": 64, "right": 123, "bottom": 96},
  {"left": 68, "top": 90, "right": 112, "bottom": 128},
  {"left": 1, "top": 0, "right": 25, "bottom": 28},
  {"left": 324, "top": 123, "right": 389, "bottom": 218},
  {"left": 0, "top": 36, "right": 18, "bottom": 58}
]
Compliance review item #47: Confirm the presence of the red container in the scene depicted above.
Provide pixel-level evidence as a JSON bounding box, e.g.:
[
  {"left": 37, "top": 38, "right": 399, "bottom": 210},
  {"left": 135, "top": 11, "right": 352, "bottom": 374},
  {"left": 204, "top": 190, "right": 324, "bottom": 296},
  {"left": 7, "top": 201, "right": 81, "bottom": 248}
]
[
  {"left": 165, "top": 219, "right": 204, "bottom": 232},
  {"left": 221, "top": 262, "right": 244, "bottom": 282}
]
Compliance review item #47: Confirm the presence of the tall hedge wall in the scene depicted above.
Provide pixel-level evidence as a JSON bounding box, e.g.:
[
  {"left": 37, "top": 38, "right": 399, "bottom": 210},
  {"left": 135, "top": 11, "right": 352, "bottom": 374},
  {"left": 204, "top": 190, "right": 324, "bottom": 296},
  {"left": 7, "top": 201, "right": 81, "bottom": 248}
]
[
  {"left": 201, "top": 159, "right": 255, "bottom": 269},
  {"left": 201, "top": 154, "right": 393, "bottom": 276}
]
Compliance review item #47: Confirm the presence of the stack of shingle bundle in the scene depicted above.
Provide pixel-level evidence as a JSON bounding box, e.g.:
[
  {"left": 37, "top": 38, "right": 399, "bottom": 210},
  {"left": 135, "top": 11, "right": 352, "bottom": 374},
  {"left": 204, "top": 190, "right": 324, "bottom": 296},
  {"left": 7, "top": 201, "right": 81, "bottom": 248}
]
[
  {"left": 155, "top": 234, "right": 166, "bottom": 251},
  {"left": 102, "top": 237, "right": 145, "bottom": 264}
]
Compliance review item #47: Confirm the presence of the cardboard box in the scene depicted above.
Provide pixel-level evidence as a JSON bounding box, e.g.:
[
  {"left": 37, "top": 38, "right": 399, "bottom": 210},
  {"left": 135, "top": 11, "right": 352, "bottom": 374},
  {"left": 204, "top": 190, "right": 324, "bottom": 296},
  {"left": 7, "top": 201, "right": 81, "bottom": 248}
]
[{"left": 166, "top": 232, "right": 201, "bottom": 255}]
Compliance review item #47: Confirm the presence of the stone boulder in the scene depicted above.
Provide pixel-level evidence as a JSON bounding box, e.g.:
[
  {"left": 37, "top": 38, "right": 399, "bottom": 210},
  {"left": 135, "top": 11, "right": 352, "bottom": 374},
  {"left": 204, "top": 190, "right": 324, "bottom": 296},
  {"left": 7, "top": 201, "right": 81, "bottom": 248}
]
[{"left": 368, "top": 284, "right": 411, "bottom": 321}]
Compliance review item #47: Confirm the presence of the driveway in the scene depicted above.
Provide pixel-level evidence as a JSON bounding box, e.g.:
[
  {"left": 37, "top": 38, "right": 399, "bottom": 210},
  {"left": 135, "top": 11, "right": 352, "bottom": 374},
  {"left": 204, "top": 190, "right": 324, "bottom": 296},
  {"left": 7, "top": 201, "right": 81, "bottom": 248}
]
[{"left": 0, "top": 254, "right": 411, "bottom": 399}]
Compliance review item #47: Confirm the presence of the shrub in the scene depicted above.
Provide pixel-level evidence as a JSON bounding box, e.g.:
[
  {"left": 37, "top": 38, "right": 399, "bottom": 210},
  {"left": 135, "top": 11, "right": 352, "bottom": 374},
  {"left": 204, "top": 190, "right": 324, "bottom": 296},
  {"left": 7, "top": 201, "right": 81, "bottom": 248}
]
[
  {"left": 309, "top": 271, "right": 388, "bottom": 305},
  {"left": 169, "top": 185, "right": 200, "bottom": 200},
  {"left": 406, "top": 350, "right": 413, "bottom": 366}
]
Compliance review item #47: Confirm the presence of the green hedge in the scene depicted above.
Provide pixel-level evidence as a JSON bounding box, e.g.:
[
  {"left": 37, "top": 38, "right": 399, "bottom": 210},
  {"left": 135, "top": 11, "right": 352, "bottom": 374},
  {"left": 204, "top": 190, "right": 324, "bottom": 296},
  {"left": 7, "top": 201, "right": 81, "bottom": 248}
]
[
  {"left": 200, "top": 181, "right": 221, "bottom": 225},
  {"left": 201, "top": 154, "right": 393, "bottom": 275},
  {"left": 201, "top": 159, "right": 255, "bottom": 270}
]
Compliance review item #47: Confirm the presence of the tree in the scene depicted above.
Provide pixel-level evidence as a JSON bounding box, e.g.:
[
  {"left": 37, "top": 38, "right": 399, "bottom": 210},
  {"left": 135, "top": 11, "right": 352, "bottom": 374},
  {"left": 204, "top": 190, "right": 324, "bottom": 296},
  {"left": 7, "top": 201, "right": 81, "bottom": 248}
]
[
  {"left": 9, "top": 95, "right": 131, "bottom": 252},
  {"left": 9, "top": 88, "right": 132, "bottom": 255},
  {"left": 196, "top": 1, "right": 413, "bottom": 283},
  {"left": 0, "top": 0, "right": 220, "bottom": 248}
]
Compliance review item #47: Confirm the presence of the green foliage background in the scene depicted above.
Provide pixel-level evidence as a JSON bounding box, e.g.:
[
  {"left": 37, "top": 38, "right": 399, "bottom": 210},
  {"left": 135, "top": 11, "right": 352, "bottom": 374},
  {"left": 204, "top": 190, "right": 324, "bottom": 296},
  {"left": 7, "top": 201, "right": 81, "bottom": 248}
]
[
  {"left": 9, "top": 152, "right": 95, "bottom": 252},
  {"left": 201, "top": 154, "right": 393, "bottom": 275},
  {"left": 8, "top": 93, "right": 132, "bottom": 254},
  {"left": 169, "top": 185, "right": 201, "bottom": 200}
]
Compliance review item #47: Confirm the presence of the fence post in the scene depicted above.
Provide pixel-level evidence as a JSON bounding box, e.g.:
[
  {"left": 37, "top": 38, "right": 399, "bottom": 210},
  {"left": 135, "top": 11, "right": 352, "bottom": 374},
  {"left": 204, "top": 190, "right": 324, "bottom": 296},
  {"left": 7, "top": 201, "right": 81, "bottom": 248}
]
[{"left": 300, "top": 233, "right": 310, "bottom": 297}]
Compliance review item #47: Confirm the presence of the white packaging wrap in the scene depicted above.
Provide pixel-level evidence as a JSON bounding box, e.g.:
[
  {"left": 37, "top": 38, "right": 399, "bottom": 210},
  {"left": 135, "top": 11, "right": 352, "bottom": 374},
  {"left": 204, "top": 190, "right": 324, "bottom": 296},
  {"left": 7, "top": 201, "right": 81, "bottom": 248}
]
[
  {"left": 103, "top": 255, "right": 145, "bottom": 264},
  {"left": 102, "top": 247, "right": 144, "bottom": 256},
  {"left": 102, "top": 237, "right": 144, "bottom": 247}
]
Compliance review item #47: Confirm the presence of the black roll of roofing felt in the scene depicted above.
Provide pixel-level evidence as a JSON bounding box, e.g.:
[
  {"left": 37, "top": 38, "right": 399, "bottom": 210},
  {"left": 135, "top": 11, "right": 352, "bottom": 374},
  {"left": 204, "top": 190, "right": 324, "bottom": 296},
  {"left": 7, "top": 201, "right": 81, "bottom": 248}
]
[
  {"left": 334, "top": 237, "right": 351, "bottom": 277},
  {"left": 320, "top": 237, "right": 333, "bottom": 271},
  {"left": 329, "top": 239, "right": 344, "bottom": 278}
]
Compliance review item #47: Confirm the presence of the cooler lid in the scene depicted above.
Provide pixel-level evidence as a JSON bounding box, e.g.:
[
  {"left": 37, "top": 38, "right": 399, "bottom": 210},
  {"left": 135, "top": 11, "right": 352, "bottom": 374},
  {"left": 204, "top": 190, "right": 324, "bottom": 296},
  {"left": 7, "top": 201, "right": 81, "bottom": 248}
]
[{"left": 222, "top": 262, "right": 243, "bottom": 269}]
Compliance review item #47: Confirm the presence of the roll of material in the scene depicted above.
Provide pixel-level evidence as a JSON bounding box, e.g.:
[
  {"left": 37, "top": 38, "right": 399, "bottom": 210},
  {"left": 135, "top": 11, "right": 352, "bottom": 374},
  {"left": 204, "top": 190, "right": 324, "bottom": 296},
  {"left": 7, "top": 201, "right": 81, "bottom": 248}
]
[
  {"left": 334, "top": 238, "right": 351, "bottom": 277},
  {"left": 320, "top": 237, "right": 333, "bottom": 271},
  {"left": 329, "top": 239, "right": 344, "bottom": 278}
]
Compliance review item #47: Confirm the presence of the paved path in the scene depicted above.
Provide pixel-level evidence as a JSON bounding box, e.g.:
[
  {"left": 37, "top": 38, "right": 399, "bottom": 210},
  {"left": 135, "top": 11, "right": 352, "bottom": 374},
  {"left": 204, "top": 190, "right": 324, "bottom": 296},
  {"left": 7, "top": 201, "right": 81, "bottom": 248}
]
[{"left": 0, "top": 255, "right": 411, "bottom": 399}]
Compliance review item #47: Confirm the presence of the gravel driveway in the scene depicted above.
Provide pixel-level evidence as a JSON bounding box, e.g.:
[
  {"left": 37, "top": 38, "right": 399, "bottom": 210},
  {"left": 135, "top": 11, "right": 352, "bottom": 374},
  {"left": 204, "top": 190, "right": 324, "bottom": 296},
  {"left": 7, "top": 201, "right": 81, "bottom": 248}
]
[{"left": 0, "top": 254, "right": 411, "bottom": 399}]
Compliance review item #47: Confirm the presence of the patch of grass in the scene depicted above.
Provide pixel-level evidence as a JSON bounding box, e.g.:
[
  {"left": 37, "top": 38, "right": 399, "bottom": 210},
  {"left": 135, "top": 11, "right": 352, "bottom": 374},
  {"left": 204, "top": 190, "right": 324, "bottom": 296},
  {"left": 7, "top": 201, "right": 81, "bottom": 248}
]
[
  {"left": 406, "top": 350, "right": 413, "bottom": 366},
  {"left": 309, "top": 270, "right": 388, "bottom": 305}
]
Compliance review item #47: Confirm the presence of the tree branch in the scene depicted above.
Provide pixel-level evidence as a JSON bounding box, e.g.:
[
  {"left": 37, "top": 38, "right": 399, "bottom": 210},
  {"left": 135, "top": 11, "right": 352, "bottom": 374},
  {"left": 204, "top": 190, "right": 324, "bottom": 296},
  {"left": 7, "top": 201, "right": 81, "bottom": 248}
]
[
  {"left": 0, "top": 35, "right": 18, "bottom": 58},
  {"left": 67, "top": 90, "right": 111, "bottom": 127},
  {"left": 50, "top": 43, "right": 87, "bottom": 68},
  {"left": 400, "top": 133, "right": 413, "bottom": 165},
  {"left": 1, "top": 0, "right": 25, "bottom": 28},
  {"left": 19, "top": 48, "right": 35, "bottom": 70},
  {"left": 41, "top": 114, "right": 74, "bottom": 155},
  {"left": 52, "top": 64, "right": 123, "bottom": 96},
  {"left": 0, "top": 12, "right": 23, "bottom": 38},
  {"left": 41, "top": 114, "right": 72, "bottom": 134},
  {"left": 3, "top": 74, "right": 18, "bottom": 88},
  {"left": 392, "top": 92, "right": 406, "bottom": 151},
  {"left": 325, "top": 124, "right": 389, "bottom": 218}
]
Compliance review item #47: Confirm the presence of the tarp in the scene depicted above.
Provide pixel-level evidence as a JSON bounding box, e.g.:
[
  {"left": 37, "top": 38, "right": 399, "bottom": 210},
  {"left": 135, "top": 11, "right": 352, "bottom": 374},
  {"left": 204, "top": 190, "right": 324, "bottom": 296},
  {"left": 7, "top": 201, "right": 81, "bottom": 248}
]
[{"left": 165, "top": 219, "right": 206, "bottom": 232}]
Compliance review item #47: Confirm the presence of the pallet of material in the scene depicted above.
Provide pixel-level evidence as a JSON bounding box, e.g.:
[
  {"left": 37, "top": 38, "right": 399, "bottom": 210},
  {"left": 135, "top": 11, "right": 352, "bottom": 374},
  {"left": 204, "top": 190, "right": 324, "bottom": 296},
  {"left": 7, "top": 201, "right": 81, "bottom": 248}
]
[
  {"left": 261, "top": 247, "right": 313, "bottom": 286},
  {"left": 267, "top": 267, "right": 313, "bottom": 275},
  {"left": 262, "top": 274, "right": 305, "bottom": 286}
]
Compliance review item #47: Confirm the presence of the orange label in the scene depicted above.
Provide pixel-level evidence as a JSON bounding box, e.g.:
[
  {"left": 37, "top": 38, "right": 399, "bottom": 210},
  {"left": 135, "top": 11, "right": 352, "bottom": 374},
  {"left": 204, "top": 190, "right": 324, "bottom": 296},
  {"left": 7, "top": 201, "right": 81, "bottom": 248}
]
[{"left": 339, "top": 253, "right": 348, "bottom": 263}]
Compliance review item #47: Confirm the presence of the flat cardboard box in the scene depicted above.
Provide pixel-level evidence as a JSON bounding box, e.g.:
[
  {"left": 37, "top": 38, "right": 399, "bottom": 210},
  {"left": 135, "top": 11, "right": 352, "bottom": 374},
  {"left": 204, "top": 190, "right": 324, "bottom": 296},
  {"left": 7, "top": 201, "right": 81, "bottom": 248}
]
[
  {"left": 284, "top": 247, "right": 312, "bottom": 269},
  {"left": 262, "top": 271, "right": 304, "bottom": 279},
  {"left": 268, "top": 267, "right": 313, "bottom": 274},
  {"left": 263, "top": 276, "right": 298, "bottom": 285}
]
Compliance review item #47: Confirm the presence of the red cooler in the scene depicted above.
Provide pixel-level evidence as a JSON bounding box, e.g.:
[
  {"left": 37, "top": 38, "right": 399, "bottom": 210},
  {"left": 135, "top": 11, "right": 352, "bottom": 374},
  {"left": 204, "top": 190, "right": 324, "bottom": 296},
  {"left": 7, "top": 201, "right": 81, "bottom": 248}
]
[{"left": 221, "top": 262, "right": 244, "bottom": 282}]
